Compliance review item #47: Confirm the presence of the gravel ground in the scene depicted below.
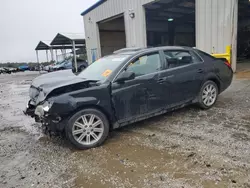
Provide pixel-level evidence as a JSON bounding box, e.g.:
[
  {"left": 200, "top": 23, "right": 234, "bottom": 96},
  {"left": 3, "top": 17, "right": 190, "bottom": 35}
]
[{"left": 0, "top": 71, "right": 250, "bottom": 188}]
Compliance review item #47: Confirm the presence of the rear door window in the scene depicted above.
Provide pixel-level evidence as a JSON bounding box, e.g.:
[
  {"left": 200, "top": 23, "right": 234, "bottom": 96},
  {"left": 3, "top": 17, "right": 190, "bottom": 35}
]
[
  {"left": 164, "top": 50, "right": 194, "bottom": 69},
  {"left": 195, "top": 49, "right": 216, "bottom": 61}
]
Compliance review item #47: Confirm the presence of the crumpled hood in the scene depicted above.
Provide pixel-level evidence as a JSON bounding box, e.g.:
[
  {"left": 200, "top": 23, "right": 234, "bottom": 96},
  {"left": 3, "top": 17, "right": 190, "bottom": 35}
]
[
  {"left": 32, "top": 70, "right": 83, "bottom": 88},
  {"left": 30, "top": 70, "right": 90, "bottom": 104}
]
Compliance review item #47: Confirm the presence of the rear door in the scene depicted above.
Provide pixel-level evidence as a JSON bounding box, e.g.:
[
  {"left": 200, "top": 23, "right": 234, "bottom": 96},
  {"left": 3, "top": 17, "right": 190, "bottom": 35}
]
[
  {"left": 158, "top": 49, "right": 205, "bottom": 106},
  {"left": 112, "top": 51, "right": 165, "bottom": 123}
]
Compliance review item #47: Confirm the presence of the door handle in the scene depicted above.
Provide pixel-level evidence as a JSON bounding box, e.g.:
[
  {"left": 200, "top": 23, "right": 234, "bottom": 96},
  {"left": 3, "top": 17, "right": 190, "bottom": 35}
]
[
  {"left": 197, "top": 69, "right": 204, "bottom": 73},
  {"left": 157, "top": 75, "right": 173, "bottom": 84},
  {"left": 157, "top": 78, "right": 165, "bottom": 84}
]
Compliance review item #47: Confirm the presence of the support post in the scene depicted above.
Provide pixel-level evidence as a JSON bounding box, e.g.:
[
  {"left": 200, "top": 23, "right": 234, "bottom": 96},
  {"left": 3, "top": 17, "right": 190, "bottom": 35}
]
[
  {"left": 46, "top": 50, "right": 49, "bottom": 62},
  {"left": 36, "top": 50, "right": 40, "bottom": 73},
  {"left": 50, "top": 48, "right": 54, "bottom": 62},
  {"left": 72, "top": 40, "right": 78, "bottom": 72},
  {"left": 231, "top": 0, "right": 238, "bottom": 72},
  {"left": 63, "top": 46, "right": 67, "bottom": 59},
  {"left": 55, "top": 50, "right": 58, "bottom": 62}
]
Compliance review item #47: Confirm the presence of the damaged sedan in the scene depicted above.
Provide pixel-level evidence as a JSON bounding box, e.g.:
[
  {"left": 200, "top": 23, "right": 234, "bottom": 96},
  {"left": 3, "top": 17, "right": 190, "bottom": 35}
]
[{"left": 25, "top": 46, "right": 233, "bottom": 149}]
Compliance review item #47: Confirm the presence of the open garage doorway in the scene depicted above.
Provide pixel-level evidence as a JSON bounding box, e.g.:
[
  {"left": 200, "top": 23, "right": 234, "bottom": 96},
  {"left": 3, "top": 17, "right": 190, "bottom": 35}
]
[
  {"left": 98, "top": 14, "right": 126, "bottom": 57},
  {"left": 237, "top": 0, "right": 250, "bottom": 72},
  {"left": 144, "top": 0, "right": 195, "bottom": 47}
]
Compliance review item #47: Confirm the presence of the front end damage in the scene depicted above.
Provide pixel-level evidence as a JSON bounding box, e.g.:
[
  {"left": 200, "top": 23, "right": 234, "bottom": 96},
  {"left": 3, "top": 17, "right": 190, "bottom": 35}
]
[
  {"left": 24, "top": 84, "right": 69, "bottom": 134},
  {"left": 24, "top": 78, "right": 101, "bottom": 134},
  {"left": 24, "top": 101, "right": 68, "bottom": 134}
]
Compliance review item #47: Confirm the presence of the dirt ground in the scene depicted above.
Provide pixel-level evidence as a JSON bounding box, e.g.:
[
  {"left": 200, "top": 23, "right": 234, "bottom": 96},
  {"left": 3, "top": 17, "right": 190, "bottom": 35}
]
[{"left": 0, "top": 71, "right": 250, "bottom": 188}]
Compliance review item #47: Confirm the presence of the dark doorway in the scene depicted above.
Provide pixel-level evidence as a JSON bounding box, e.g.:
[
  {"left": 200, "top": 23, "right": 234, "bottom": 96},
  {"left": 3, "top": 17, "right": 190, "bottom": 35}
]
[
  {"left": 237, "top": 0, "right": 250, "bottom": 71},
  {"left": 98, "top": 15, "right": 126, "bottom": 56},
  {"left": 144, "top": 0, "right": 196, "bottom": 47}
]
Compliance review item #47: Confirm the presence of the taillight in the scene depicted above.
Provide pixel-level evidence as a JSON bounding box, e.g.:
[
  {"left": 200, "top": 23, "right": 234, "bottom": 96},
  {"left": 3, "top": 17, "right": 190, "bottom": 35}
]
[{"left": 224, "top": 60, "right": 231, "bottom": 68}]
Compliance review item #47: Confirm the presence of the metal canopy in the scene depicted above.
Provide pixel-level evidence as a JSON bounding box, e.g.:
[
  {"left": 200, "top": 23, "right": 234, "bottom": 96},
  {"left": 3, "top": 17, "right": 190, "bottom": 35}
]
[
  {"left": 35, "top": 41, "right": 51, "bottom": 51},
  {"left": 50, "top": 33, "right": 86, "bottom": 72},
  {"left": 35, "top": 40, "right": 79, "bottom": 51},
  {"left": 50, "top": 33, "right": 86, "bottom": 46},
  {"left": 35, "top": 34, "right": 86, "bottom": 72}
]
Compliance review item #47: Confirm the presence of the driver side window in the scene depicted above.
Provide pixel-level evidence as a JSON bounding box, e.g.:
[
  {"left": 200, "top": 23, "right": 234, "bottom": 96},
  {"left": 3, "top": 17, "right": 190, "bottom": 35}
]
[{"left": 126, "top": 53, "right": 161, "bottom": 77}]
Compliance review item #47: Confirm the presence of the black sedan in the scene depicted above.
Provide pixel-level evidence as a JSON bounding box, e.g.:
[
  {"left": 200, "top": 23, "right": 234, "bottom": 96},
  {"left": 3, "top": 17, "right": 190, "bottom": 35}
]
[{"left": 25, "top": 46, "right": 233, "bottom": 149}]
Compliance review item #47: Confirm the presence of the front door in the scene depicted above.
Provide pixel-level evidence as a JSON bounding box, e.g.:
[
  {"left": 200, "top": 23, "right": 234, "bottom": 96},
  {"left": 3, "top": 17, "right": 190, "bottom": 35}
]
[
  {"left": 158, "top": 50, "right": 205, "bottom": 106},
  {"left": 112, "top": 52, "right": 165, "bottom": 123}
]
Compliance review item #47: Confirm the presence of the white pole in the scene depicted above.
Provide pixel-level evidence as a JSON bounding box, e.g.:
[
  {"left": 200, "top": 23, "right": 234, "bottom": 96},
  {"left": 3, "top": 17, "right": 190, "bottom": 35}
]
[
  {"left": 55, "top": 50, "right": 58, "bottom": 62},
  {"left": 64, "top": 49, "right": 67, "bottom": 58},
  {"left": 50, "top": 48, "right": 54, "bottom": 62},
  {"left": 63, "top": 45, "right": 67, "bottom": 59},
  {"left": 46, "top": 50, "right": 49, "bottom": 62},
  {"left": 36, "top": 50, "right": 40, "bottom": 73},
  {"left": 72, "top": 40, "right": 78, "bottom": 72}
]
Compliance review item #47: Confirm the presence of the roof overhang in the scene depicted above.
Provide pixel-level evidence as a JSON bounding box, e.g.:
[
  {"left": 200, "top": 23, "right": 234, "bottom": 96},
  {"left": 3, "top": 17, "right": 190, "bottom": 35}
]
[
  {"left": 81, "top": 0, "right": 107, "bottom": 16},
  {"left": 35, "top": 41, "right": 85, "bottom": 51},
  {"left": 35, "top": 41, "right": 51, "bottom": 50},
  {"left": 50, "top": 33, "right": 86, "bottom": 46}
]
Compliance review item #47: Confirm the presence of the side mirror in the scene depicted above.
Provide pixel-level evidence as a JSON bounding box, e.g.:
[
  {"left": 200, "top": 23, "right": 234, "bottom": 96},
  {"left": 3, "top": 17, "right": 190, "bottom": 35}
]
[{"left": 115, "top": 71, "right": 135, "bottom": 83}]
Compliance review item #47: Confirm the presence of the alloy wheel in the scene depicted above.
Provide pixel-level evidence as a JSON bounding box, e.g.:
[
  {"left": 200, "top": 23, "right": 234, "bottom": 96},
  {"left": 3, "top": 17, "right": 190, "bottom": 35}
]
[
  {"left": 202, "top": 84, "right": 217, "bottom": 106},
  {"left": 72, "top": 114, "right": 104, "bottom": 146}
]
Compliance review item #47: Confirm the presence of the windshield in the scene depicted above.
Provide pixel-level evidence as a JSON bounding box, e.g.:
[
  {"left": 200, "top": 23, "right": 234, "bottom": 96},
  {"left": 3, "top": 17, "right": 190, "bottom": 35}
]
[{"left": 78, "top": 54, "right": 129, "bottom": 81}]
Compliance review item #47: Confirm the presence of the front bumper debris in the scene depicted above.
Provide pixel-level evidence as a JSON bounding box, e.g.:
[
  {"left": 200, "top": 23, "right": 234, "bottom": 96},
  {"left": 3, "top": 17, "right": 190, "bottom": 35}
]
[
  {"left": 24, "top": 100, "right": 67, "bottom": 133},
  {"left": 23, "top": 101, "right": 36, "bottom": 117}
]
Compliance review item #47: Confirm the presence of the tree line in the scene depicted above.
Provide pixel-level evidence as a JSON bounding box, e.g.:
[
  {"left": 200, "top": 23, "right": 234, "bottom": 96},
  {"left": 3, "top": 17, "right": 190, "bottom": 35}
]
[{"left": 0, "top": 62, "right": 54, "bottom": 68}]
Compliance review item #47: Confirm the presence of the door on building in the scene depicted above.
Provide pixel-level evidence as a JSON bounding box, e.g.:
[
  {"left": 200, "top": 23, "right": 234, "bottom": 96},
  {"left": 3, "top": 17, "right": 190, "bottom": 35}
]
[
  {"left": 237, "top": 0, "right": 250, "bottom": 72},
  {"left": 98, "top": 14, "right": 126, "bottom": 57},
  {"left": 144, "top": 0, "right": 196, "bottom": 47}
]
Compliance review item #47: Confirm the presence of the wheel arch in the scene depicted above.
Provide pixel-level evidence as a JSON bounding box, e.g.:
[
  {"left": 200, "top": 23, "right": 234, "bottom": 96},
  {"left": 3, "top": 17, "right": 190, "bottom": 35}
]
[
  {"left": 209, "top": 78, "right": 220, "bottom": 92},
  {"left": 70, "top": 104, "right": 114, "bottom": 130},
  {"left": 204, "top": 74, "right": 221, "bottom": 93}
]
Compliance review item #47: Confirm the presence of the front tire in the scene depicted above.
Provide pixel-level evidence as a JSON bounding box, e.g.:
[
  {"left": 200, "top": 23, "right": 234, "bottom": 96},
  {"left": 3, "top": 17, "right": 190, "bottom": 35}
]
[
  {"left": 198, "top": 80, "right": 218, "bottom": 109},
  {"left": 65, "top": 108, "right": 109, "bottom": 150}
]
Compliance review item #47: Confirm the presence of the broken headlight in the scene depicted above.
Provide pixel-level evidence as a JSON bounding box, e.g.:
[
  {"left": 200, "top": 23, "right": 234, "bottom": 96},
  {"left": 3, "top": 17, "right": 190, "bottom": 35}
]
[{"left": 42, "top": 101, "right": 54, "bottom": 112}]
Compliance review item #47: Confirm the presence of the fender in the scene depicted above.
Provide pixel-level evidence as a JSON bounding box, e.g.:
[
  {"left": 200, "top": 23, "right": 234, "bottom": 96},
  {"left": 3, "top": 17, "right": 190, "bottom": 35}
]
[
  {"left": 203, "top": 72, "right": 221, "bottom": 92},
  {"left": 48, "top": 85, "right": 116, "bottom": 126},
  {"left": 49, "top": 95, "right": 99, "bottom": 115}
]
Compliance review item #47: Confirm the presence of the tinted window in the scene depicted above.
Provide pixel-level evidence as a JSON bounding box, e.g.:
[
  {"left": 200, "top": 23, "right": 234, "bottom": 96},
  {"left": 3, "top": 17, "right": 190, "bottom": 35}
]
[
  {"left": 195, "top": 49, "right": 216, "bottom": 61},
  {"left": 78, "top": 54, "right": 130, "bottom": 81},
  {"left": 190, "top": 50, "right": 203, "bottom": 62},
  {"left": 126, "top": 53, "right": 161, "bottom": 77},
  {"left": 164, "top": 51, "right": 194, "bottom": 69}
]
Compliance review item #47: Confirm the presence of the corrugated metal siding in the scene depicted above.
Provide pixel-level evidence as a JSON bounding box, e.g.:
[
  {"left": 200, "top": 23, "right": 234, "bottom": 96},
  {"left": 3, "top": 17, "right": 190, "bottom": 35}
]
[
  {"left": 196, "top": 0, "right": 237, "bottom": 53},
  {"left": 83, "top": 0, "right": 154, "bottom": 63},
  {"left": 196, "top": 0, "right": 238, "bottom": 71},
  {"left": 84, "top": 0, "right": 238, "bottom": 70}
]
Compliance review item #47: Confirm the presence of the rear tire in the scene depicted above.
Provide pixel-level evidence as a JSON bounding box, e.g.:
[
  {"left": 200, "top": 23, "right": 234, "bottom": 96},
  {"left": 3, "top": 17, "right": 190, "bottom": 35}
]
[
  {"left": 65, "top": 108, "right": 109, "bottom": 150},
  {"left": 198, "top": 80, "right": 218, "bottom": 109}
]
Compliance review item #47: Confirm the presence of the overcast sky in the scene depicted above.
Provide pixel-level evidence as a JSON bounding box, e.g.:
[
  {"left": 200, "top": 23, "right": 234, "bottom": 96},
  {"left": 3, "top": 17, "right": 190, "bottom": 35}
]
[{"left": 0, "top": 0, "right": 98, "bottom": 63}]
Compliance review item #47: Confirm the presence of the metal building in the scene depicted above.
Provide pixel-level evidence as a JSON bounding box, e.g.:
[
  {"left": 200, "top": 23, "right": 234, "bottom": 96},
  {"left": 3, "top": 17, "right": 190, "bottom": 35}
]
[{"left": 81, "top": 0, "right": 246, "bottom": 72}]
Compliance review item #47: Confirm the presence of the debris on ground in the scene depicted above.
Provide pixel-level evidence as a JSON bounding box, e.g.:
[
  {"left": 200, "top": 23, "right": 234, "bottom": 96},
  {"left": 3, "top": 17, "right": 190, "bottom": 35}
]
[{"left": 0, "top": 72, "right": 250, "bottom": 188}]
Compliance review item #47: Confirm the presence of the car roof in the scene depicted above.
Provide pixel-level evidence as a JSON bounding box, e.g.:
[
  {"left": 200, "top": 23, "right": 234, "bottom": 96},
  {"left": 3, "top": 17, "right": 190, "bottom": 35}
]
[{"left": 114, "top": 46, "right": 194, "bottom": 56}]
